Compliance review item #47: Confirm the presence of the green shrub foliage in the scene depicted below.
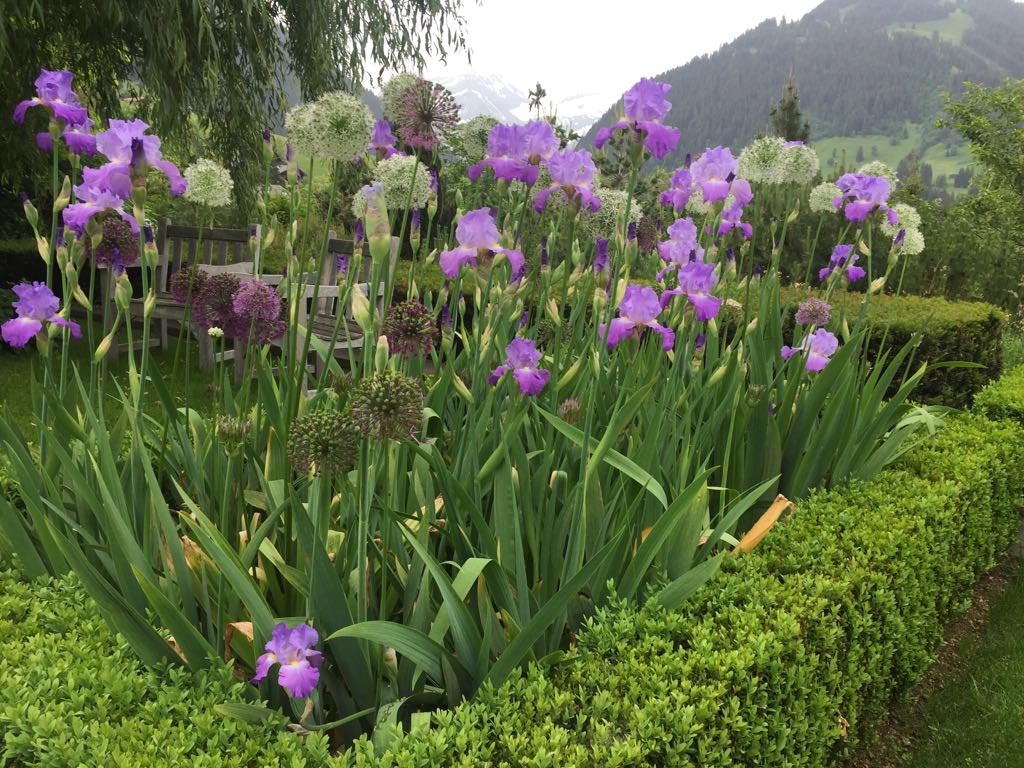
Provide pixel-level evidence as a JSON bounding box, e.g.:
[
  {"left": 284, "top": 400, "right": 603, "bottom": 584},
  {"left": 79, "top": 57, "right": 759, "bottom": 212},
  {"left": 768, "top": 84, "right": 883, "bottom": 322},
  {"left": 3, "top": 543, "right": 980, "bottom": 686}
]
[
  {"left": 3, "top": 398, "right": 1022, "bottom": 767},
  {"left": 339, "top": 410, "right": 1023, "bottom": 767},
  {"left": 0, "top": 568, "right": 332, "bottom": 767}
]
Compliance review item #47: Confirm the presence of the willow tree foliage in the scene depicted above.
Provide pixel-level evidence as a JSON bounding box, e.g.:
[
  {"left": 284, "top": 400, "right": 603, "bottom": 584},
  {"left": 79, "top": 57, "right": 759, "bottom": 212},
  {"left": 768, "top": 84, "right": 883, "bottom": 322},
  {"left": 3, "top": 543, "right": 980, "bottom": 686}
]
[{"left": 0, "top": 0, "right": 468, "bottom": 203}]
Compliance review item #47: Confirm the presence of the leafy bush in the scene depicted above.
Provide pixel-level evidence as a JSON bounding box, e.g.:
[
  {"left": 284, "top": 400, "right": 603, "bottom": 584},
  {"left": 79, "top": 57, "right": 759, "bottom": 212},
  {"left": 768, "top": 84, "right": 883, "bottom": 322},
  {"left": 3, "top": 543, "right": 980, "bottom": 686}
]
[
  {"left": 781, "top": 287, "right": 1005, "bottom": 407},
  {"left": 337, "top": 409, "right": 1024, "bottom": 767},
  {"left": 974, "top": 364, "right": 1024, "bottom": 424},
  {"left": 0, "top": 567, "right": 333, "bottom": 767}
]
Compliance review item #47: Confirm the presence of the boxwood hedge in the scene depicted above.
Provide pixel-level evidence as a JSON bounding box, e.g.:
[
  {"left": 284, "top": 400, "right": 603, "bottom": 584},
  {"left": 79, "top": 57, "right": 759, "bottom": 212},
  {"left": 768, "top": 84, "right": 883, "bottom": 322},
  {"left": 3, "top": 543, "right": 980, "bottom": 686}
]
[{"left": 2, "top": 372, "right": 1022, "bottom": 767}]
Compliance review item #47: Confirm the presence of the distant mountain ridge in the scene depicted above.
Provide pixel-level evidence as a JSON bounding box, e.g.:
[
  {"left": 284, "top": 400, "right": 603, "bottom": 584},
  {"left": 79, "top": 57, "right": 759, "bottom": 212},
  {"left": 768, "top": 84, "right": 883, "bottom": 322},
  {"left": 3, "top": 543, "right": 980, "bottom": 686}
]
[{"left": 582, "top": 0, "right": 1024, "bottom": 170}]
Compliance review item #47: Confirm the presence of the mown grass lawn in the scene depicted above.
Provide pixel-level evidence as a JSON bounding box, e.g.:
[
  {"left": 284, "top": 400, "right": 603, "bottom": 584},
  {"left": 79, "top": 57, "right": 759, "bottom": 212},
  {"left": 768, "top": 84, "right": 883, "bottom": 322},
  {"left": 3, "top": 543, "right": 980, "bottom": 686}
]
[{"left": 903, "top": 552, "right": 1024, "bottom": 768}]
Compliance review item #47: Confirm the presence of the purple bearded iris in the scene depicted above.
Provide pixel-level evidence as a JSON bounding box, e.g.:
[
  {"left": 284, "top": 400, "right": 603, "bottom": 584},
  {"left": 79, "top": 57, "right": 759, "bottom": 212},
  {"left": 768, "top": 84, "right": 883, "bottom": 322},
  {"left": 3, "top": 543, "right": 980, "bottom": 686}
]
[
  {"left": 368, "top": 120, "right": 400, "bottom": 159},
  {"left": 95, "top": 119, "right": 187, "bottom": 196},
  {"left": 832, "top": 173, "right": 898, "bottom": 224},
  {"left": 14, "top": 70, "right": 88, "bottom": 127},
  {"left": 657, "top": 217, "right": 703, "bottom": 277},
  {"left": 718, "top": 179, "right": 753, "bottom": 239},
  {"left": 689, "top": 146, "right": 738, "bottom": 204},
  {"left": 819, "top": 244, "right": 865, "bottom": 283},
  {"left": 781, "top": 328, "right": 839, "bottom": 372},
  {"left": 594, "top": 238, "right": 609, "bottom": 273},
  {"left": 599, "top": 284, "right": 675, "bottom": 351},
  {"left": 659, "top": 167, "right": 696, "bottom": 212},
  {"left": 63, "top": 176, "right": 138, "bottom": 235},
  {"left": 533, "top": 148, "right": 600, "bottom": 212},
  {"left": 488, "top": 338, "right": 550, "bottom": 395},
  {"left": 594, "top": 79, "right": 680, "bottom": 160},
  {"left": 439, "top": 208, "right": 525, "bottom": 279},
  {"left": 252, "top": 623, "right": 323, "bottom": 698},
  {"left": 468, "top": 120, "right": 557, "bottom": 186},
  {"left": 660, "top": 261, "right": 722, "bottom": 321},
  {"left": 2, "top": 282, "right": 81, "bottom": 348}
]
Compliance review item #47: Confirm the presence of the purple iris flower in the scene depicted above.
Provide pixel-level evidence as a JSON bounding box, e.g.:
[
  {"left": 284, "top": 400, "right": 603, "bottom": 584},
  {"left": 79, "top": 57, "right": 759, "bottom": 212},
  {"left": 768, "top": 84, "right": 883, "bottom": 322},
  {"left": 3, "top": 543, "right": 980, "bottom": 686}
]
[
  {"left": 411, "top": 208, "right": 422, "bottom": 233},
  {"left": 252, "top": 623, "right": 322, "bottom": 698},
  {"left": 781, "top": 328, "right": 839, "bottom": 373},
  {"left": 657, "top": 217, "right": 702, "bottom": 272},
  {"left": 95, "top": 119, "right": 187, "bottom": 196},
  {"left": 13, "top": 70, "right": 88, "bottom": 127},
  {"left": 439, "top": 208, "right": 525, "bottom": 279},
  {"left": 488, "top": 338, "right": 550, "bottom": 396},
  {"left": 598, "top": 284, "right": 675, "bottom": 351},
  {"left": 627, "top": 221, "right": 637, "bottom": 241},
  {"left": 469, "top": 121, "right": 557, "bottom": 186},
  {"left": 354, "top": 219, "right": 365, "bottom": 247},
  {"left": 534, "top": 148, "right": 600, "bottom": 212},
  {"left": 35, "top": 133, "right": 53, "bottom": 152},
  {"left": 660, "top": 261, "right": 722, "bottom": 321},
  {"left": 659, "top": 167, "right": 697, "bottom": 212},
  {"left": 2, "top": 282, "right": 81, "bottom": 348},
  {"left": 368, "top": 119, "right": 400, "bottom": 159},
  {"left": 719, "top": 201, "right": 752, "bottom": 239},
  {"left": 61, "top": 117, "right": 98, "bottom": 155},
  {"left": 594, "top": 238, "right": 609, "bottom": 273},
  {"left": 63, "top": 181, "right": 138, "bottom": 235},
  {"left": 832, "top": 173, "right": 897, "bottom": 223},
  {"left": 689, "top": 146, "right": 738, "bottom": 203},
  {"left": 594, "top": 78, "right": 680, "bottom": 160},
  {"left": 819, "top": 244, "right": 865, "bottom": 283}
]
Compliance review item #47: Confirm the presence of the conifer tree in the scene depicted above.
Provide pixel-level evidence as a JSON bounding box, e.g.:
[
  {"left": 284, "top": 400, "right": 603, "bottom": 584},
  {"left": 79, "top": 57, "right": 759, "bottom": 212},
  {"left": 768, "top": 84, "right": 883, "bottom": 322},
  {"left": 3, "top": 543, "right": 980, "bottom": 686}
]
[{"left": 769, "top": 72, "right": 811, "bottom": 143}]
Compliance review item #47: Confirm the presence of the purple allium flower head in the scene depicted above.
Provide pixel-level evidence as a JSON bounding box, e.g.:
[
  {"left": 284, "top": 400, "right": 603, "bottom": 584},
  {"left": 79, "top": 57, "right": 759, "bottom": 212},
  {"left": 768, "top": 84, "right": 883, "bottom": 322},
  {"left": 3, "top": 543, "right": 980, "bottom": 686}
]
[
  {"left": 13, "top": 69, "right": 88, "bottom": 127},
  {"left": 594, "top": 78, "right": 680, "bottom": 160},
  {"left": 95, "top": 119, "right": 187, "bottom": 196},
  {"left": 794, "top": 297, "right": 831, "bottom": 326},
  {"left": 488, "top": 338, "right": 550, "bottom": 396},
  {"left": 395, "top": 78, "right": 460, "bottom": 151},
  {"left": 63, "top": 180, "right": 138, "bottom": 236},
  {"left": 383, "top": 300, "right": 436, "bottom": 359},
  {"left": 661, "top": 261, "right": 722, "bottom": 321},
  {"left": 659, "top": 167, "right": 697, "bottom": 212},
  {"left": 690, "top": 146, "right": 738, "bottom": 203},
  {"left": 599, "top": 284, "right": 675, "bottom": 351},
  {"left": 819, "top": 243, "right": 865, "bottom": 283},
  {"left": 832, "top": 173, "right": 893, "bottom": 222},
  {"left": 233, "top": 278, "right": 286, "bottom": 344},
  {"left": 533, "top": 148, "right": 600, "bottom": 212},
  {"left": 439, "top": 208, "right": 524, "bottom": 280},
  {"left": 636, "top": 216, "right": 660, "bottom": 252},
  {"left": 2, "top": 281, "right": 81, "bottom": 348},
  {"left": 193, "top": 273, "right": 245, "bottom": 337},
  {"left": 594, "top": 238, "right": 609, "bottom": 273},
  {"left": 252, "top": 623, "right": 322, "bottom": 698},
  {"left": 169, "top": 265, "right": 207, "bottom": 305},
  {"left": 84, "top": 216, "right": 139, "bottom": 274},
  {"left": 368, "top": 119, "right": 400, "bottom": 159},
  {"left": 781, "top": 328, "right": 839, "bottom": 372}
]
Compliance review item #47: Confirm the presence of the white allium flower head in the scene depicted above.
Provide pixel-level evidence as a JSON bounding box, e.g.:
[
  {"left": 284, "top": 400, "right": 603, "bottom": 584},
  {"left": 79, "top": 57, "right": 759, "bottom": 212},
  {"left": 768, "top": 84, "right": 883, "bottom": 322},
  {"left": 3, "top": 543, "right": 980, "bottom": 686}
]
[
  {"left": 809, "top": 182, "right": 840, "bottom": 213},
  {"left": 781, "top": 143, "right": 821, "bottom": 185},
  {"left": 881, "top": 203, "right": 922, "bottom": 238},
  {"left": 372, "top": 154, "right": 432, "bottom": 211},
  {"left": 286, "top": 91, "right": 373, "bottom": 163},
  {"left": 684, "top": 186, "right": 709, "bottom": 216},
  {"left": 207, "top": 326, "right": 224, "bottom": 339},
  {"left": 578, "top": 187, "right": 643, "bottom": 241},
  {"left": 183, "top": 158, "right": 234, "bottom": 208},
  {"left": 381, "top": 73, "right": 419, "bottom": 120},
  {"left": 738, "top": 136, "right": 787, "bottom": 184},
  {"left": 898, "top": 227, "right": 925, "bottom": 256},
  {"left": 460, "top": 115, "right": 499, "bottom": 162},
  {"left": 857, "top": 160, "right": 898, "bottom": 186}
]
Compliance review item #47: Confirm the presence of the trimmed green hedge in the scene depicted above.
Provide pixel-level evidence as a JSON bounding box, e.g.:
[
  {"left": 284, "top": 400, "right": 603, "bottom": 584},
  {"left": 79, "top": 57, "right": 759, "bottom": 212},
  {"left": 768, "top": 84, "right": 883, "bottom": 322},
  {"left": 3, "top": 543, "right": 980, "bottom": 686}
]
[
  {"left": 974, "top": 364, "right": 1024, "bottom": 424},
  {"left": 0, "top": 568, "right": 331, "bottom": 767},
  {"left": 339, "top": 405, "right": 1024, "bottom": 765},
  {"left": 782, "top": 288, "right": 1006, "bottom": 408},
  {"left": 2, "top": 375, "right": 1022, "bottom": 767}
]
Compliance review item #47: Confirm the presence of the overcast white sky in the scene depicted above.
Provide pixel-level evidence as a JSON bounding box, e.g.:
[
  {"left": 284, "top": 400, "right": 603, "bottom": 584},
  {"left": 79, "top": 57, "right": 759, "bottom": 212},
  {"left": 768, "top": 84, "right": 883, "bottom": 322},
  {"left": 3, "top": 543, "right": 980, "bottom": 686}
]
[{"left": 426, "top": 0, "right": 823, "bottom": 103}]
